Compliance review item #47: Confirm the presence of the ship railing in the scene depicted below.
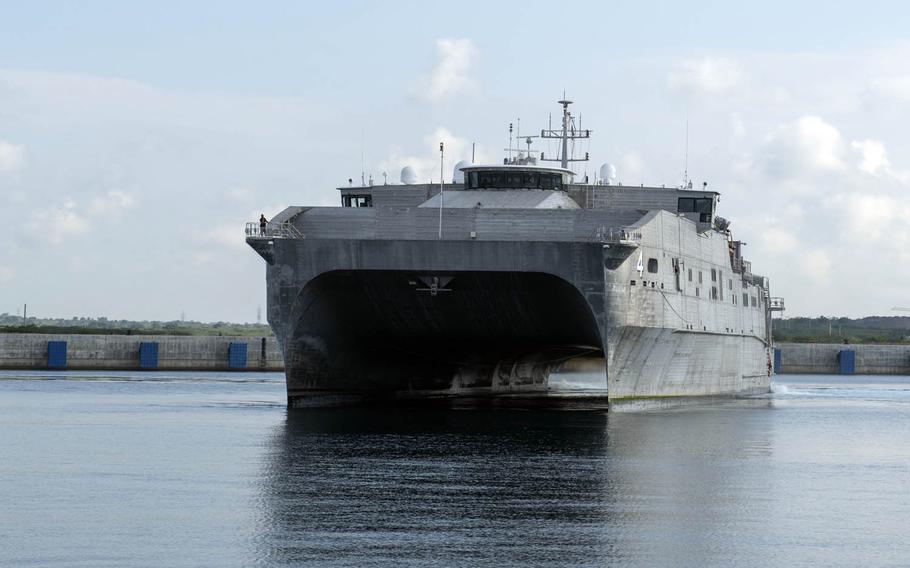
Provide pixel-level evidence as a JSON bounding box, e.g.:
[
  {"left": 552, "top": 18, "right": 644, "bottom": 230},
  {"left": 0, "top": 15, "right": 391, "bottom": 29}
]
[
  {"left": 769, "top": 297, "right": 785, "bottom": 311},
  {"left": 245, "top": 221, "right": 303, "bottom": 239},
  {"left": 749, "top": 273, "right": 768, "bottom": 289},
  {"left": 594, "top": 226, "right": 641, "bottom": 247}
]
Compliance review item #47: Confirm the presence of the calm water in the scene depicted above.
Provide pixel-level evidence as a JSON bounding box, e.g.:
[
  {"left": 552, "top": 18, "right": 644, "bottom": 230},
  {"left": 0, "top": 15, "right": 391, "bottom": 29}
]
[{"left": 1, "top": 371, "right": 909, "bottom": 567}]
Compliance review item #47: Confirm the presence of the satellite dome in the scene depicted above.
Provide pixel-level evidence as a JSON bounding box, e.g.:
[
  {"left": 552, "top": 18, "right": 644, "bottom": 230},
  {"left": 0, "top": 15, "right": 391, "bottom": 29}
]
[
  {"left": 453, "top": 160, "right": 472, "bottom": 183},
  {"left": 400, "top": 166, "right": 418, "bottom": 185},
  {"left": 600, "top": 163, "right": 617, "bottom": 185}
]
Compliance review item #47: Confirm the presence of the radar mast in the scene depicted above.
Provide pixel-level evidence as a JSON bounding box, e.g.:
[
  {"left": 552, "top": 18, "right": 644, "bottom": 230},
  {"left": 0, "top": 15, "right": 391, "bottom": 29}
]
[{"left": 539, "top": 98, "right": 590, "bottom": 169}]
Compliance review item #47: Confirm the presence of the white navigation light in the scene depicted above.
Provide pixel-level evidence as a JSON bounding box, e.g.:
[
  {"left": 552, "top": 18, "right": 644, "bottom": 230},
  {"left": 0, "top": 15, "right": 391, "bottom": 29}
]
[
  {"left": 400, "top": 166, "right": 418, "bottom": 185},
  {"left": 600, "top": 163, "right": 617, "bottom": 185},
  {"left": 453, "top": 160, "right": 471, "bottom": 183}
]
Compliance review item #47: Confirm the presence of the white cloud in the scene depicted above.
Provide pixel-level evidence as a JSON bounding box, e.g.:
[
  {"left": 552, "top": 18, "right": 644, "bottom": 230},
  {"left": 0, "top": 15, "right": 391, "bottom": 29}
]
[
  {"left": 199, "top": 224, "right": 247, "bottom": 252},
  {"left": 378, "top": 127, "right": 485, "bottom": 183},
  {"left": 29, "top": 200, "right": 90, "bottom": 244},
  {"left": 759, "top": 115, "right": 844, "bottom": 180},
  {"left": 0, "top": 140, "right": 26, "bottom": 173},
  {"left": 850, "top": 139, "right": 910, "bottom": 184},
  {"left": 762, "top": 226, "right": 799, "bottom": 251},
  {"left": 412, "top": 39, "right": 478, "bottom": 103},
  {"left": 868, "top": 76, "right": 910, "bottom": 103},
  {"left": 0, "top": 266, "right": 14, "bottom": 283},
  {"left": 667, "top": 57, "right": 746, "bottom": 96},
  {"left": 851, "top": 139, "right": 889, "bottom": 175},
  {"left": 831, "top": 192, "right": 910, "bottom": 243},
  {"left": 617, "top": 152, "right": 645, "bottom": 185},
  {"left": 803, "top": 249, "right": 832, "bottom": 288},
  {"left": 88, "top": 190, "right": 136, "bottom": 216},
  {"left": 227, "top": 187, "right": 256, "bottom": 202}
]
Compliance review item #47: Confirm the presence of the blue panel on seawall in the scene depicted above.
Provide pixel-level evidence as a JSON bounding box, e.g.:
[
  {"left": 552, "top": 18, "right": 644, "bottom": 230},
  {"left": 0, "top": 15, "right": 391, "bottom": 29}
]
[
  {"left": 838, "top": 349, "right": 856, "bottom": 375},
  {"left": 47, "top": 341, "right": 67, "bottom": 369},
  {"left": 139, "top": 342, "right": 159, "bottom": 369},
  {"left": 228, "top": 342, "right": 248, "bottom": 369}
]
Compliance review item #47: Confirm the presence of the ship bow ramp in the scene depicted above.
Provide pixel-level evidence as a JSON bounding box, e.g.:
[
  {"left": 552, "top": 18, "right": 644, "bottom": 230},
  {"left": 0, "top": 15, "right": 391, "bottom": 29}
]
[{"left": 267, "top": 237, "right": 615, "bottom": 406}]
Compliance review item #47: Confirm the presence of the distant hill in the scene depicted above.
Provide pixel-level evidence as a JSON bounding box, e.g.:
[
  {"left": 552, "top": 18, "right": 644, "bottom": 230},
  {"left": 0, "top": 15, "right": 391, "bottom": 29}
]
[
  {"left": 0, "top": 313, "right": 272, "bottom": 337},
  {"left": 773, "top": 316, "right": 910, "bottom": 344}
]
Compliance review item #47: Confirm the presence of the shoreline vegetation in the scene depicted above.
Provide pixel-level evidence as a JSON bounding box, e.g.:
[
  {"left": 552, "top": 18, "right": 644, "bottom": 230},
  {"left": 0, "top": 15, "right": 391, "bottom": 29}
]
[
  {"left": 0, "top": 314, "right": 272, "bottom": 337},
  {"left": 2, "top": 314, "right": 909, "bottom": 343}
]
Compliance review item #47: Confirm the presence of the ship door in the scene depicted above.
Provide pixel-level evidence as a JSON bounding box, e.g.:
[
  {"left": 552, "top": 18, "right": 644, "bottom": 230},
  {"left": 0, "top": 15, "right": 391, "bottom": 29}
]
[{"left": 675, "top": 259, "right": 686, "bottom": 292}]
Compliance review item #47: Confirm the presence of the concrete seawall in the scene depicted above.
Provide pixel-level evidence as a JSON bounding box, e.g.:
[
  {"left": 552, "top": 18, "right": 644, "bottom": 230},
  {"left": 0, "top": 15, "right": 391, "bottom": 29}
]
[
  {"left": 776, "top": 343, "right": 910, "bottom": 375},
  {"left": 1, "top": 335, "right": 907, "bottom": 376},
  {"left": 0, "top": 334, "right": 284, "bottom": 371}
]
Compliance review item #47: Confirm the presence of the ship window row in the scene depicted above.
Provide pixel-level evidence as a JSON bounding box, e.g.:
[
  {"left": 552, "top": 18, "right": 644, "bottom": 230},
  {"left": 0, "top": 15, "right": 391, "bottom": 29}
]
[
  {"left": 466, "top": 171, "right": 563, "bottom": 191},
  {"left": 644, "top": 259, "right": 760, "bottom": 309},
  {"left": 741, "top": 293, "right": 759, "bottom": 307},
  {"left": 342, "top": 195, "right": 372, "bottom": 208}
]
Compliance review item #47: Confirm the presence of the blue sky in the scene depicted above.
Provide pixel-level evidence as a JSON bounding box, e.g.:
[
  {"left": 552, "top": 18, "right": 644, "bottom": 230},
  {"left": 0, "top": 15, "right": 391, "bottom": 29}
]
[{"left": 2, "top": 1, "right": 910, "bottom": 321}]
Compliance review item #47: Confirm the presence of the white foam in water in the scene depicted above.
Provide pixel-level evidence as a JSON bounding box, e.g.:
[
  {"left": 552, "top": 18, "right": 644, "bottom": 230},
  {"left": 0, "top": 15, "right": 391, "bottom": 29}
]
[
  {"left": 771, "top": 382, "right": 822, "bottom": 397},
  {"left": 771, "top": 383, "right": 790, "bottom": 395}
]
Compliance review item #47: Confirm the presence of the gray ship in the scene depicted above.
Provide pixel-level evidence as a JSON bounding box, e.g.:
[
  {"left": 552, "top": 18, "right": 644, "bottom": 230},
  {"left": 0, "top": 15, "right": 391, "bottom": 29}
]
[{"left": 247, "top": 100, "right": 783, "bottom": 407}]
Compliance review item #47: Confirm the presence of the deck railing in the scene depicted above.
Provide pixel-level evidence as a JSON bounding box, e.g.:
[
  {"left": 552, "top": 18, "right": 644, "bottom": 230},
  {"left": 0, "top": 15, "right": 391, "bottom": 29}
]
[
  {"left": 593, "top": 227, "right": 642, "bottom": 246},
  {"left": 245, "top": 221, "right": 303, "bottom": 239}
]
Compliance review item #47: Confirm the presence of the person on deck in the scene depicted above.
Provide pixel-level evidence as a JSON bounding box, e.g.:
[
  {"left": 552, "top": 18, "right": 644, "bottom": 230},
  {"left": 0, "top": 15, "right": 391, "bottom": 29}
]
[{"left": 259, "top": 214, "right": 267, "bottom": 236}]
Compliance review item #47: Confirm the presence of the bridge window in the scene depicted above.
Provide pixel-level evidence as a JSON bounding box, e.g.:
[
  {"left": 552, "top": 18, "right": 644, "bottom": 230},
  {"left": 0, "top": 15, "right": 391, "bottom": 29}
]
[
  {"left": 467, "top": 170, "right": 563, "bottom": 191},
  {"left": 342, "top": 195, "right": 372, "bottom": 208},
  {"left": 647, "top": 258, "right": 658, "bottom": 273},
  {"left": 677, "top": 197, "right": 714, "bottom": 222}
]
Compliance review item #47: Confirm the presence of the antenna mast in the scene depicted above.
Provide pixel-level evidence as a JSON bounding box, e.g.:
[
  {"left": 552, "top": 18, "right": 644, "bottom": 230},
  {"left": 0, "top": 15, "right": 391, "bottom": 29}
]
[
  {"left": 438, "top": 142, "right": 444, "bottom": 239},
  {"left": 684, "top": 114, "right": 689, "bottom": 186},
  {"left": 539, "top": 97, "right": 590, "bottom": 169}
]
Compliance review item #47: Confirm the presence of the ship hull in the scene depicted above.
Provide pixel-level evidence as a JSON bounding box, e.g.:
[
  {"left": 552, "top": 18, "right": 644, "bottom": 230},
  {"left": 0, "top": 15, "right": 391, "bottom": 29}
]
[
  {"left": 256, "top": 233, "right": 771, "bottom": 408},
  {"left": 608, "top": 326, "right": 771, "bottom": 402}
]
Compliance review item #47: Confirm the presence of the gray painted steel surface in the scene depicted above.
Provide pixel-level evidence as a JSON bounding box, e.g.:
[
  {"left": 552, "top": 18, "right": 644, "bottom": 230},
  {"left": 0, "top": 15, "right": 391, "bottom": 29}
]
[{"left": 250, "top": 178, "right": 774, "bottom": 407}]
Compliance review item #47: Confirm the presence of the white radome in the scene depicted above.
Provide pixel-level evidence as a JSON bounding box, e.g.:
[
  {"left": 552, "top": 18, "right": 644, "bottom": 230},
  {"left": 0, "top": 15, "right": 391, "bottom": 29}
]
[
  {"left": 600, "top": 163, "right": 617, "bottom": 185},
  {"left": 453, "top": 160, "right": 472, "bottom": 183},
  {"left": 400, "top": 166, "right": 418, "bottom": 185}
]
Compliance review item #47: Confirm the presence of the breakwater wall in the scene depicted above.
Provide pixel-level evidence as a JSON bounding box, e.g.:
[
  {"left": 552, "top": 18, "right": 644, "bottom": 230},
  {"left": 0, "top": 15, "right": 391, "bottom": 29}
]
[
  {"left": 0, "top": 334, "right": 284, "bottom": 371},
  {"left": 775, "top": 343, "right": 910, "bottom": 375},
  {"left": 2, "top": 335, "right": 907, "bottom": 375}
]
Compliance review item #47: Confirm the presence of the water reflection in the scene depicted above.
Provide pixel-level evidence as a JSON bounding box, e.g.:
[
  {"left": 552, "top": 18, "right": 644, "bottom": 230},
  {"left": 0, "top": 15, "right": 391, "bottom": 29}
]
[{"left": 258, "top": 402, "right": 776, "bottom": 566}]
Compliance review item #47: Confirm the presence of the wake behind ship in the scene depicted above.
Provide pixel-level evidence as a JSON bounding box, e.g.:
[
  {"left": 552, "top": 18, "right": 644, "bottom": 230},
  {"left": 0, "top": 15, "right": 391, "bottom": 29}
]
[{"left": 247, "top": 100, "right": 783, "bottom": 407}]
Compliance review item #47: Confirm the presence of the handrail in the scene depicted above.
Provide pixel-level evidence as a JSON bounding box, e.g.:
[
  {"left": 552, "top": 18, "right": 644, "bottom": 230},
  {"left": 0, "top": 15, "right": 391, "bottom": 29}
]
[
  {"left": 594, "top": 226, "right": 642, "bottom": 246},
  {"left": 245, "top": 221, "right": 303, "bottom": 239}
]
